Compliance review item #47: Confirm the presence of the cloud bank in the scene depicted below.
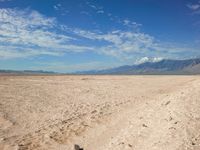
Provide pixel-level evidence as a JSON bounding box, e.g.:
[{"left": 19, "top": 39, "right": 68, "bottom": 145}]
[{"left": 0, "top": 8, "right": 199, "bottom": 65}]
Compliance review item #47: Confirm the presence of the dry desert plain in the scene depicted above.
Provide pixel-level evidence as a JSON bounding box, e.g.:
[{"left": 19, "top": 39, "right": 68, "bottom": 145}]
[{"left": 0, "top": 75, "right": 200, "bottom": 150}]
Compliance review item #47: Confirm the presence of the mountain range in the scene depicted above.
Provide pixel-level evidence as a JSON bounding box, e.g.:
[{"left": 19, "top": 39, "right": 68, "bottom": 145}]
[
  {"left": 77, "top": 58, "right": 200, "bottom": 75},
  {"left": 1, "top": 58, "right": 200, "bottom": 75}
]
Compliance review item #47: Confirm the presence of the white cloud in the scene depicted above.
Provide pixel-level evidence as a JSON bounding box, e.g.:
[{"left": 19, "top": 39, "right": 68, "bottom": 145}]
[
  {"left": 123, "top": 19, "right": 130, "bottom": 25},
  {"left": 54, "top": 3, "right": 62, "bottom": 10},
  {"left": 0, "top": 45, "right": 62, "bottom": 59},
  {"left": 90, "top": 5, "right": 96, "bottom": 9},
  {"left": 80, "top": 11, "right": 90, "bottom": 15},
  {"left": 0, "top": 8, "right": 95, "bottom": 59},
  {"left": 0, "top": 7, "right": 198, "bottom": 66},
  {"left": 85, "top": 2, "right": 105, "bottom": 15},
  {"left": 0, "top": 0, "right": 11, "bottom": 2},
  {"left": 62, "top": 25, "right": 199, "bottom": 63},
  {"left": 187, "top": 4, "right": 200, "bottom": 10},
  {"left": 53, "top": 3, "right": 69, "bottom": 15},
  {"left": 97, "top": 10, "right": 104, "bottom": 14},
  {"left": 69, "top": 28, "right": 156, "bottom": 57},
  {"left": 123, "top": 19, "right": 142, "bottom": 28},
  {"left": 54, "top": 5, "right": 59, "bottom": 11},
  {"left": 55, "top": 3, "right": 61, "bottom": 9},
  {"left": 152, "top": 57, "right": 163, "bottom": 62},
  {"left": 135, "top": 57, "right": 163, "bottom": 64},
  {"left": 135, "top": 57, "right": 149, "bottom": 64},
  {"left": 187, "top": 2, "right": 200, "bottom": 15},
  {"left": 0, "top": 8, "right": 56, "bottom": 27}
]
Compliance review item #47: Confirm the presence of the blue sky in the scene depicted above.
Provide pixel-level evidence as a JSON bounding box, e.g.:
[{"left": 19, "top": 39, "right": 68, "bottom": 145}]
[{"left": 0, "top": 0, "right": 200, "bottom": 72}]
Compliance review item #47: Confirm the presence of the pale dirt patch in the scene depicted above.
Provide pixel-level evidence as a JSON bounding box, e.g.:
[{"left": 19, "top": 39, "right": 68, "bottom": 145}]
[{"left": 0, "top": 75, "right": 200, "bottom": 150}]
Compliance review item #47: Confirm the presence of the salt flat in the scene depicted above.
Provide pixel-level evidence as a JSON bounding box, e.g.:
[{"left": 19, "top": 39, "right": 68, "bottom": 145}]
[{"left": 0, "top": 75, "right": 200, "bottom": 150}]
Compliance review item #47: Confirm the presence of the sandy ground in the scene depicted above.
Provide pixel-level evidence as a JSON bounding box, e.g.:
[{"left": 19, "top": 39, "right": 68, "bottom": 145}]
[{"left": 0, "top": 75, "right": 200, "bottom": 150}]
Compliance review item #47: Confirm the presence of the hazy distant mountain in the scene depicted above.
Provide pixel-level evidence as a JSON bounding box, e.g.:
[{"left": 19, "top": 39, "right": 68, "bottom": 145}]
[
  {"left": 2, "top": 58, "right": 200, "bottom": 75},
  {"left": 77, "top": 58, "right": 200, "bottom": 75},
  {"left": 0, "top": 70, "right": 57, "bottom": 75}
]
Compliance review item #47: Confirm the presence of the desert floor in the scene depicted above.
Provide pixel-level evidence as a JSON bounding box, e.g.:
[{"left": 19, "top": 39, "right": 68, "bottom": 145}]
[{"left": 0, "top": 75, "right": 200, "bottom": 150}]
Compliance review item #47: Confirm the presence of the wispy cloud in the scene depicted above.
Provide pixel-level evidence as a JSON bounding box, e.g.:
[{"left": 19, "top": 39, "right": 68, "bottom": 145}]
[
  {"left": 187, "top": 1, "right": 200, "bottom": 14},
  {"left": 54, "top": 3, "right": 62, "bottom": 11},
  {"left": 0, "top": 0, "right": 12, "bottom": 2},
  {"left": 65, "top": 27, "right": 198, "bottom": 62},
  {"left": 53, "top": 3, "right": 69, "bottom": 16},
  {"left": 0, "top": 7, "right": 198, "bottom": 65},
  {"left": 97, "top": 10, "right": 104, "bottom": 14},
  {"left": 85, "top": 1, "right": 104, "bottom": 15},
  {"left": 187, "top": 4, "right": 200, "bottom": 10},
  {"left": 123, "top": 19, "right": 142, "bottom": 28},
  {"left": 85, "top": 1, "right": 141, "bottom": 30},
  {"left": 80, "top": 11, "right": 90, "bottom": 16},
  {"left": 89, "top": 4, "right": 97, "bottom": 10},
  {"left": 0, "top": 8, "right": 95, "bottom": 59},
  {"left": 0, "top": 45, "right": 62, "bottom": 59}
]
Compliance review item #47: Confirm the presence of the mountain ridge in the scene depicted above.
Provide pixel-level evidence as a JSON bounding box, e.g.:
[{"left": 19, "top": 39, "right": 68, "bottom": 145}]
[
  {"left": 77, "top": 58, "right": 200, "bottom": 75},
  {"left": 1, "top": 58, "right": 200, "bottom": 75},
  {"left": 0, "top": 70, "right": 57, "bottom": 75}
]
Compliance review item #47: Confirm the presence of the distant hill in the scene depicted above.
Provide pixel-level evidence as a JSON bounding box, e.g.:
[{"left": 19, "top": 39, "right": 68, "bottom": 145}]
[
  {"left": 77, "top": 58, "right": 200, "bottom": 75},
  {"left": 0, "top": 70, "right": 57, "bottom": 75},
  {"left": 2, "top": 58, "right": 200, "bottom": 75}
]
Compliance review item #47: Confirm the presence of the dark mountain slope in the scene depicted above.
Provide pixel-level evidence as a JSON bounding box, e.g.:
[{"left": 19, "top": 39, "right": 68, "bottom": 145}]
[{"left": 77, "top": 58, "right": 200, "bottom": 75}]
